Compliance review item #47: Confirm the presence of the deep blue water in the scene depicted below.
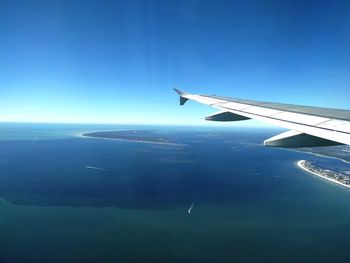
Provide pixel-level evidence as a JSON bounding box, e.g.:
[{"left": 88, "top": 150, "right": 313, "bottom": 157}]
[{"left": 0, "top": 123, "right": 350, "bottom": 263}]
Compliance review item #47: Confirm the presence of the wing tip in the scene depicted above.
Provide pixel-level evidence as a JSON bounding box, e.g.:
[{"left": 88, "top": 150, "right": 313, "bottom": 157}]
[
  {"left": 173, "top": 88, "right": 189, "bottom": 105},
  {"left": 173, "top": 88, "right": 187, "bottom": 96}
]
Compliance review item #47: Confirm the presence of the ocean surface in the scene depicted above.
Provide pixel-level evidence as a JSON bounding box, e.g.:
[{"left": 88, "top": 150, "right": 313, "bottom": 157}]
[{"left": 0, "top": 123, "right": 350, "bottom": 263}]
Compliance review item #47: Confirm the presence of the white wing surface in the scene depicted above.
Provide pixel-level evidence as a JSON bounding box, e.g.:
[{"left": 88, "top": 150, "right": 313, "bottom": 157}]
[{"left": 174, "top": 89, "right": 350, "bottom": 148}]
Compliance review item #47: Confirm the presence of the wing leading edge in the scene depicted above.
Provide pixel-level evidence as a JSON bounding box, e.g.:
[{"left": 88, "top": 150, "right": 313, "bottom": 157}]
[{"left": 174, "top": 89, "right": 350, "bottom": 148}]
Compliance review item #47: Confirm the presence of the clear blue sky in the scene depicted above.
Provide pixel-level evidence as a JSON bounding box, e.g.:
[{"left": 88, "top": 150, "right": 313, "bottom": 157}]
[{"left": 1, "top": 0, "right": 349, "bottom": 125}]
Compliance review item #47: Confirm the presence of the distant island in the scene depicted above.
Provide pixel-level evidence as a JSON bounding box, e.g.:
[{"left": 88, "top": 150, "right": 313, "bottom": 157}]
[
  {"left": 297, "top": 160, "right": 350, "bottom": 189},
  {"left": 82, "top": 130, "right": 182, "bottom": 146}
]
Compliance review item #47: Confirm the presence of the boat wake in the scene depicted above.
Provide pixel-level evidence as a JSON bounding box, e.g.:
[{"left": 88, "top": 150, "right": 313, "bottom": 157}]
[
  {"left": 188, "top": 199, "right": 196, "bottom": 214},
  {"left": 84, "top": 166, "right": 108, "bottom": 171}
]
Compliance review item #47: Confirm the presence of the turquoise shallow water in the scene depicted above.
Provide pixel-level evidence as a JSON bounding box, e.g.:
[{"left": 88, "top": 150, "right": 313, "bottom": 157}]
[{"left": 0, "top": 123, "right": 350, "bottom": 263}]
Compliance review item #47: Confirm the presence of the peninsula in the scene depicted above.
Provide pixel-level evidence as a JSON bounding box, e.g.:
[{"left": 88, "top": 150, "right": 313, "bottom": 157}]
[
  {"left": 82, "top": 130, "right": 181, "bottom": 146},
  {"left": 297, "top": 160, "right": 350, "bottom": 189}
]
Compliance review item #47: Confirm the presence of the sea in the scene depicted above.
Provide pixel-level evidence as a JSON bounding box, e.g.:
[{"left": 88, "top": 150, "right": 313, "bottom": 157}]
[{"left": 0, "top": 123, "right": 350, "bottom": 263}]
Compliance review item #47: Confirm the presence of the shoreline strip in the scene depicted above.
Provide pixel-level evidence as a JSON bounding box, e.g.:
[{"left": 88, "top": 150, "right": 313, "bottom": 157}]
[
  {"left": 297, "top": 160, "right": 350, "bottom": 189},
  {"left": 81, "top": 134, "right": 186, "bottom": 147}
]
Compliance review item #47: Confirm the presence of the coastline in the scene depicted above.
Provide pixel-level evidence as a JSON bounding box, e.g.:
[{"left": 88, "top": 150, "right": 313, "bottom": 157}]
[
  {"left": 80, "top": 133, "right": 186, "bottom": 147},
  {"left": 301, "top": 151, "right": 350, "bottom": 165},
  {"left": 289, "top": 146, "right": 350, "bottom": 165},
  {"left": 296, "top": 160, "right": 350, "bottom": 189}
]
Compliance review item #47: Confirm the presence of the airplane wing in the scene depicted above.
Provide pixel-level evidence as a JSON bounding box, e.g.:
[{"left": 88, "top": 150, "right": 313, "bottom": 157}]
[{"left": 174, "top": 89, "right": 350, "bottom": 148}]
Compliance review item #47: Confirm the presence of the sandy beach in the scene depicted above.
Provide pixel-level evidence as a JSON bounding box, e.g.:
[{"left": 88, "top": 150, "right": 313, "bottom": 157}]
[{"left": 297, "top": 160, "right": 350, "bottom": 189}]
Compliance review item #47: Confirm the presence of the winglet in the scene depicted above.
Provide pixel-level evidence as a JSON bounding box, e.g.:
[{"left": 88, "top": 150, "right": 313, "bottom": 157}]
[{"left": 173, "top": 88, "right": 189, "bottom": 105}]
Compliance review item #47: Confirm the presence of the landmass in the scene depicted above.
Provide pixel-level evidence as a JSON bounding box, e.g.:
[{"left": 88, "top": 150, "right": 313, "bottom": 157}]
[
  {"left": 297, "top": 160, "right": 350, "bottom": 189},
  {"left": 295, "top": 145, "right": 350, "bottom": 163},
  {"left": 82, "top": 130, "right": 181, "bottom": 146}
]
